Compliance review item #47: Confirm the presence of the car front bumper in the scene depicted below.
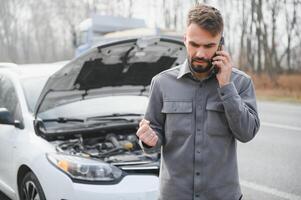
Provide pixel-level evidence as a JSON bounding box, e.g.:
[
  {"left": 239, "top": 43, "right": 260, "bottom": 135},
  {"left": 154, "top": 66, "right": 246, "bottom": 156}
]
[
  {"left": 33, "top": 156, "right": 159, "bottom": 200},
  {"left": 71, "top": 175, "right": 159, "bottom": 200}
]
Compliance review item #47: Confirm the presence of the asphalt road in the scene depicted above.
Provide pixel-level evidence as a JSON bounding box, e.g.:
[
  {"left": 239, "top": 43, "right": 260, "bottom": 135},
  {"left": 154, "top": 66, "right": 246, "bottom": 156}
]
[
  {"left": 1, "top": 100, "right": 301, "bottom": 200},
  {"left": 238, "top": 101, "right": 301, "bottom": 200}
]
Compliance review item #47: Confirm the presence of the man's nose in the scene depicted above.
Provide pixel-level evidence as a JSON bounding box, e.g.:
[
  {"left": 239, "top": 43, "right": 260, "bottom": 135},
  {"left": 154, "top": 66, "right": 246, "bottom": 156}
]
[{"left": 195, "top": 47, "right": 206, "bottom": 58}]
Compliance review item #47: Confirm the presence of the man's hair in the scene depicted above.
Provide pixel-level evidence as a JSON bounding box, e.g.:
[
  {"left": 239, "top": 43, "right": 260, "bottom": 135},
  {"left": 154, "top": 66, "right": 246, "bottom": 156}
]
[{"left": 187, "top": 4, "right": 224, "bottom": 36}]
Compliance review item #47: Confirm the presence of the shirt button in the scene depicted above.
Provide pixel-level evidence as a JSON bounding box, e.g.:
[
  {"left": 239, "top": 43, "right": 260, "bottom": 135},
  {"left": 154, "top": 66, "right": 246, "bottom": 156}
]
[
  {"left": 221, "top": 92, "right": 225, "bottom": 96},
  {"left": 196, "top": 149, "right": 201, "bottom": 153},
  {"left": 197, "top": 128, "right": 201, "bottom": 132},
  {"left": 196, "top": 172, "right": 200, "bottom": 176},
  {"left": 195, "top": 194, "right": 200, "bottom": 197}
]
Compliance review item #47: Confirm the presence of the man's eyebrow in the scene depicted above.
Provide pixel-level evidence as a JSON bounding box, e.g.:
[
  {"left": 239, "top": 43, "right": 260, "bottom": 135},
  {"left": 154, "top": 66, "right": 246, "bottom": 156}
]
[{"left": 188, "top": 41, "right": 217, "bottom": 46}]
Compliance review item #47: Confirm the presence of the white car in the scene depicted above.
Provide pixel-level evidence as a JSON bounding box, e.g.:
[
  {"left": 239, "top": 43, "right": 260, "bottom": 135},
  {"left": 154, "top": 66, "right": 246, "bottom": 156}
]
[{"left": 0, "top": 36, "right": 186, "bottom": 200}]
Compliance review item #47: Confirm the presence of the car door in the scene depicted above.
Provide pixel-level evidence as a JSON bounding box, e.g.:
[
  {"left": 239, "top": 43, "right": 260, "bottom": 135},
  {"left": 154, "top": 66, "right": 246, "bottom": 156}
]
[{"left": 0, "top": 74, "right": 23, "bottom": 195}]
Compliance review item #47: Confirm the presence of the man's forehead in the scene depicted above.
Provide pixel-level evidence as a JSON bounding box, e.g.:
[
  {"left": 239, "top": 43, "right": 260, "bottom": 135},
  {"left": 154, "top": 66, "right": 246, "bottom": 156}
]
[
  {"left": 186, "top": 35, "right": 220, "bottom": 45},
  {"left": 185, "top": 23, "right": 221, "bottom": 44}
]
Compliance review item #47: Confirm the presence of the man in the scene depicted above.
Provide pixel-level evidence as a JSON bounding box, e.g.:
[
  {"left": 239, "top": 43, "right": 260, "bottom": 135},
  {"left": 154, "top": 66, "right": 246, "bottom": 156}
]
[{"left": 136, "top": 4, "right": 260, "bottom": 200}]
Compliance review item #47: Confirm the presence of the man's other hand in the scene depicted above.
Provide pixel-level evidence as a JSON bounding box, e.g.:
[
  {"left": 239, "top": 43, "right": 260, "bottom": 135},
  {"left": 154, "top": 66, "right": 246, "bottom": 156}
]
[{"left": 136, "top": 119, "right": 158, "bottom": 147}]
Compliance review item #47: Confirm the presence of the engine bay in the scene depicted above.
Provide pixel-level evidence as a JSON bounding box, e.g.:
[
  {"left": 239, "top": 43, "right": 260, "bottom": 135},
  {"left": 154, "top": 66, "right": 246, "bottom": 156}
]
[{"left": 52, "top": 130, "right": 159, "bottom": 170}]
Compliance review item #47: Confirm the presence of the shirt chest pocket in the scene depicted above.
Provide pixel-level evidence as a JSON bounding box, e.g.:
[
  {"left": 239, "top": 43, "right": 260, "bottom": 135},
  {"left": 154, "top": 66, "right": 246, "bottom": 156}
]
[
  {"left": 206, "top": 102, "right": 231, "bottom": 137},
  {"left": 161, "top": 100, "right": 193, "bottom": 141}
]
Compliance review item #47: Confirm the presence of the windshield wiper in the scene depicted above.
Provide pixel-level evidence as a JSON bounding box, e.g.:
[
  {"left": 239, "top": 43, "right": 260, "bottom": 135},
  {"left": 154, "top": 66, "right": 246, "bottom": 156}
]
[
  {"left": 87, "top": 113, "right": 143, "bottom": 122},
  {"left": 42, "top": 113, "right": 142, "bottom": 124},
  {"left": 42, "top": 117, "right": 85, "bottom": 123}
]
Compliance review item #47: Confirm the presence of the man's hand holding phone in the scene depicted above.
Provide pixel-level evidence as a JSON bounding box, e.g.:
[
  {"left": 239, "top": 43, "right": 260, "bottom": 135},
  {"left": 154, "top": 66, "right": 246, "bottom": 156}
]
[
  {"left": 136, "top": 119, "right": 158, "bottom": 147},
  {"left": 212, "top": 46, "right": 233, "bottom": 87}
]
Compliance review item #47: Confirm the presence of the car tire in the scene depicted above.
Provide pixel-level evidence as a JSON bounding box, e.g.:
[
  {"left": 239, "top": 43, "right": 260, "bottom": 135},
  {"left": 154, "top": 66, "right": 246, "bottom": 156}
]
[{"left": 20, "top": 172, "right": 46, "bottom": 200}]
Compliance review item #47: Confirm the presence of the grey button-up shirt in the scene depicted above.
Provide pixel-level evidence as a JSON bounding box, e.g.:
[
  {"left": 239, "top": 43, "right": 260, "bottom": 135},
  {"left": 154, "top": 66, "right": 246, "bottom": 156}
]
[{"left": 142, "top": 60, "right": 260, "bottom": 200}]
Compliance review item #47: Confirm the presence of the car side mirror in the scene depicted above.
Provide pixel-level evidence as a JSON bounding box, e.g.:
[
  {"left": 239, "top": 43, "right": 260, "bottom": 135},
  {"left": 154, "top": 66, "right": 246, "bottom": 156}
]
[{"left": 0, "top": 108, "right": 24, "bottom": 129}]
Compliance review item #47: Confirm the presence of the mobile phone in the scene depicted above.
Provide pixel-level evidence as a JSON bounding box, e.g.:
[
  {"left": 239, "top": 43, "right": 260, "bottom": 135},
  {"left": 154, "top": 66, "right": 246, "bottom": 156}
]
[{"left": 211, "top": 36, "right": 224, "bottom": 74}]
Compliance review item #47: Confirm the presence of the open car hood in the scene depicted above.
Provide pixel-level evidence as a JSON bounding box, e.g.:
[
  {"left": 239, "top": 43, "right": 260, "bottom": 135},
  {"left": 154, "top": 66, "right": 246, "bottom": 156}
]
[{"left": 34, "top": 36, "right": 186, "bottom": 116}]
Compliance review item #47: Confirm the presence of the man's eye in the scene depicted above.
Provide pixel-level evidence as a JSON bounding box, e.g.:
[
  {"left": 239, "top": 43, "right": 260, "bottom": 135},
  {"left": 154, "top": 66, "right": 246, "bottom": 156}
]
[
  {"left": 190, "top": 43, "right": 199, "bottom": 47},
  {"left": 204, "top": 45, "right": 214, "bottom": 49}
]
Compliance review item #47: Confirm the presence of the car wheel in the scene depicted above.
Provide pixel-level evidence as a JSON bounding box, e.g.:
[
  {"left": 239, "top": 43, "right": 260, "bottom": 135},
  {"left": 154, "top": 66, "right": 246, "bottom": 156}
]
[{"left": 20, "top": 172, "right": 46, "bottom": 200}]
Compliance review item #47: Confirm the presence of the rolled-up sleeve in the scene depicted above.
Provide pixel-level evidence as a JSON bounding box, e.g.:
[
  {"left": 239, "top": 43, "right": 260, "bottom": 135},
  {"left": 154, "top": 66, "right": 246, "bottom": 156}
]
[
  {"left": 218, "top": 79, "right": 260, "bottom": 143},
  {"left": 139, "top": 75, "right": 165, "bottom": 154}
]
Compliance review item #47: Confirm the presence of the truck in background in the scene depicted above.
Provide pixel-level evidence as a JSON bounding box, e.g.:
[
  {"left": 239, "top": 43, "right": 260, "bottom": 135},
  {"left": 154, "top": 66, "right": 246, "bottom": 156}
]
[
  {"left": 75, "top": 15, "right": 146, "bottom": 56},
  {"left": 74, "top": 15, "right": 183, "bottom": 57}
]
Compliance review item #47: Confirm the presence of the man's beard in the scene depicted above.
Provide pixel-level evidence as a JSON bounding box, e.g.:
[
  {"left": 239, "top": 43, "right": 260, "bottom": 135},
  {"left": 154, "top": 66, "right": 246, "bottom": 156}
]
[{"left": 188, "top": 56, "right": 213, "bottom": 73}]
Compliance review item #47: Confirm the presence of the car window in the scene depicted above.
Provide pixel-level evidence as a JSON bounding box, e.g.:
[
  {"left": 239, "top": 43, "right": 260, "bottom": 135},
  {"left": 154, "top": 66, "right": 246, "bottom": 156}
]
[{"left": 0, "top": 75, "right": 23, "bottom": 122}]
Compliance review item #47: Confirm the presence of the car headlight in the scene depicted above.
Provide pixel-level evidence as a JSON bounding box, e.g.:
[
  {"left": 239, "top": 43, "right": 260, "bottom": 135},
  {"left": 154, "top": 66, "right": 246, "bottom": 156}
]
[{"left": 47, "top": 153, "right": 123, "bottom": 183}]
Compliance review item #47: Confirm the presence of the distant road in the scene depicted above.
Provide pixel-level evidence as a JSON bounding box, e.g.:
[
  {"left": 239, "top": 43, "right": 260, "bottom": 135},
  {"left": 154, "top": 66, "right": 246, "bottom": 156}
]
[
  {"left": 1, "top": 100, "right": 301, "bottom": 200},
  {"left": 238, "top": 100, "right": 301, "bottom": 200}
]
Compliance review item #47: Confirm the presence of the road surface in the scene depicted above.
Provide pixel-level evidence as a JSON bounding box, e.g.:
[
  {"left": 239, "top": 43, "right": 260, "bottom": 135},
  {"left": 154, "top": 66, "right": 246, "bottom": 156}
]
[{"left": 239, "top": 101, "right": 301, "bottom": 200}]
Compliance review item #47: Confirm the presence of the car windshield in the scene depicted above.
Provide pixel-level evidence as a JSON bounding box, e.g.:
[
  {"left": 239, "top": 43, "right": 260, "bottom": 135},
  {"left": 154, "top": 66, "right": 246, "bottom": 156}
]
[
  {"left": 21, "top": 75, "right": 148, "bottom": 121},
  {"left": 38, "top": 95, "right": 148, "bottom": 120},
  {"left": 22, "top": 76, "right": 49, "bottom": 113}
]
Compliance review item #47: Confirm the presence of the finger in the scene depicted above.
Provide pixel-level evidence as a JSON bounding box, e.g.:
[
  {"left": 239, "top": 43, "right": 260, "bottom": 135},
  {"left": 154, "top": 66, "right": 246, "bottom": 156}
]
[
  {"left": 143, "top": 132, "right": 158, "bottom": 146},
  {"left": 136, "top": 124, "right": 150, "bottom": 137},
  {"left": 216, "top": 51, "right": 230, "bottom": 60},
  {"left": 139, "top": 131, "right": 151, "bottom": 142},
  {"left": 139, "top": 119, "right": 150, "bottom": 127},
  {"left": 141, "top": 119, "right": 150, "bottom": 125},
  {"left": 140, "top": 129, "right": 155, "bottom": 141},
  {"left": 212, "top": 55, "right": 227, "bottom": 63},
  {"left": 148, "top": 135, "right": 158, "bottom": 146},
  {"left": 212, "top": 60, "right": 223, "bottom": 67},
  {"left": 136, "top": 127, "right": 144, "bottom": 137}
]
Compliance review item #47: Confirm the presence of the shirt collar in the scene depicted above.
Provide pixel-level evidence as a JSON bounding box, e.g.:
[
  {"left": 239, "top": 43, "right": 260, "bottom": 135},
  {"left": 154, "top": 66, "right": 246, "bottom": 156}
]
[
  {"left": 177, "top": 59, "right": 191, "bottom": 79},
  {"left": 177, "top": 59, "right": 217, "bottom": 81}
]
